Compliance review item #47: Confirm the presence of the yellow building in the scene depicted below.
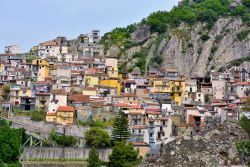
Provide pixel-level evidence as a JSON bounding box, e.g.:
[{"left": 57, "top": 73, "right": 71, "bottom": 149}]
[
  {"left": 82, "top": 87, "right": 97, "bottom": 96},
  {"left": 107, "top": 66, "right": 118, "bottom": 78},
  {"left": 100, "top": 79, "right": 121, "bottom": 95},
  {"left": 32, "top": 59, "right": 49, "bottom": 81},
  {"left": 9, "top": 86, "right": 32, "bottom": 105},
  {"left": 84, "top": 75, "right": 99, "bottom": 86},
  {"left": 170, "top": 79, "right": 186, "bottom": 106},
  {"left": 153, "top": 79, "right": 171, "bottom": 93},
  {"left": 46, "top": 112, "right": 57, "bottom": 123},
  {"left": 56, "top": 106, "right": 74, "bottom": 125},
  {"left": 46, "top": 106, "right": 74, "bottom": 125},
  {"left": 0, "top": 62, "right": 4, "bottom": 73}
]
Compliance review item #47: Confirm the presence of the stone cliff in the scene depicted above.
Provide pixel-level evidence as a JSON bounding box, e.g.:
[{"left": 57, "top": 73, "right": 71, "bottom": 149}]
[{"left": 101, "top": 0, "right": 250, "bottom": 77}]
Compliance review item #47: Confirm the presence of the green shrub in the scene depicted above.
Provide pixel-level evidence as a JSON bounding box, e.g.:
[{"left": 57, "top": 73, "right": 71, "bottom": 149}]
[
  {"left": 49, "top": 129, "right": 76, "bottom": 147},
  {"left": 210, "top": 46, "right": 218, "bottom": 54},
  {"left": 187, "top": 43, "right": 193, "bottom": 47},
  {"left": 237, "top": 29, "right": 250, "bottom": 41},
  {"left": 201, "top": 34, "right": 210, "bottom": 41},
  {"left": 242, "top": 0, "right": 250, "bottom": 7},
  {"left": 231, "top": 5, "right": 247, "bottom": 16},
  {"left": 31, "top": 110, "right": 45, "bottom": 121},
  {"left": 84, "top": 127, "right": 111, "bottom": 148},
  {"left": 150, "top": 55, "right": 163, "bottom": 66},
  {"left": 208, "top": 56, "right": 213, "bottom": 61},
  {"left": 214, "top": 35, "right": 223, "bottom": 43}
]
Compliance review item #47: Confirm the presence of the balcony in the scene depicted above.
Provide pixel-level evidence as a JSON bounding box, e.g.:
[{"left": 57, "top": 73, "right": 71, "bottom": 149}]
[
  {"left": 131, "top": 132, "right": 144, "bottom": 136},
  {"left": 149, "top": 128, "right": 154, "bottom": 133},
  {"left": 149, "top": 124, "right": 155, "bottom": 128},
  {"left": 132, "top": 116, "right": 142, "bottom": 120},
  {"left": 10, "top": 85, "right": 20, "bottom": 91},
  {"left": 149, "top": 137, "right": 155, "bottom": 143},
  {"left": 172, "top": 88, "right": 182, "bottom": 92},
  {"left": 39, "top": 98, "right": 47, "bottom": 103}
]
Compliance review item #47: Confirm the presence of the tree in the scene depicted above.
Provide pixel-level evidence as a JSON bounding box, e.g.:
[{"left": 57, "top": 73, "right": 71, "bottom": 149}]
[
  {"left": 111, "top": 111, "right": 130, "bottom": 142},
  {"left": 87, "top": 147, "right": 102, "bottom": 167},
  {"left": 84, "top": 127, "right": 111, "bottom": 148},
  {"left": 2, "top": 85, "right": 10, "bottom": 101},
  {"left": 49, "top": 129, "right": 76, "bottom": 146},
  {"left": 239, "top": 116, "right": 250, "bottom": 137},
  {"left": 0, "top": 126, "right": 23, "bottom": 163},
  {"left": 242, "top": 97, "right": 250, "bottom": 112},
  {"left": 242, "top": 0, "right": 250, "bottom": 7},
  {"left": 108, "top": 141, "right": 142, "bottom": 167}
]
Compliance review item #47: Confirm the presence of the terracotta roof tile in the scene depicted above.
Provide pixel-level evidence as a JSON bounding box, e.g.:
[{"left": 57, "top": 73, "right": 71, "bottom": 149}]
[{"left": 57, "top": 106, "right": 74, "bottom": 112}]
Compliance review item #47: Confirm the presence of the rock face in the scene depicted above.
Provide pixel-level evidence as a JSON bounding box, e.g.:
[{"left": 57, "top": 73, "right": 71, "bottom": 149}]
[
  {"left": 107, "top": 16, "right": 250, "bottom": 77},
  {"left": 161, "top": 17, "right": 249, "bottom": 77},
  {"left": 131, "top": 24, "right": 150, "bottom": 43},
  {"left": 138, "top": 120, "right": 249, "bottom": 167}
]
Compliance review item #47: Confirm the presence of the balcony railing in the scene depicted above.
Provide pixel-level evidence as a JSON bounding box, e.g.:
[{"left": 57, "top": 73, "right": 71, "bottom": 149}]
[
  {"left": 149, "top": 128, "right": 154, "bottom": 133},
  {"left": 149, "top": 124, "right": 155, "bottom": 128},
  {"left": 10, "top": 85, "right": 20, "bottom": 90},
  {"left": 149, "top": 137, "right": 155, "bottom": 143},
  {"left": 131, "top": 132, "right": 144, "bottom": 136}
]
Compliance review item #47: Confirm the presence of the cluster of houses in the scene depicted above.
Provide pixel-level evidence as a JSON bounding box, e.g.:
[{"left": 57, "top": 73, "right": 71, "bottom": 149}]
[{"left": 0, "top": 30, "right": 249, "bottom": 152}]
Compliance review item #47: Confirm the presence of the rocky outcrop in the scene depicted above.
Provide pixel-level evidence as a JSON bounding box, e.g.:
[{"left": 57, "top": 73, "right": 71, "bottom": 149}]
[
  {"left": 106, "top": 16, "right": 250, "bottom": 77},
  {"left": 131, "top": 24, "right": 150, "bottom": 43},
  {"left": 161, "top": 17, "right": 250, "bottom": 77},
  {"left": 138, "top": 120, "right": 249, "bottom": 167}
]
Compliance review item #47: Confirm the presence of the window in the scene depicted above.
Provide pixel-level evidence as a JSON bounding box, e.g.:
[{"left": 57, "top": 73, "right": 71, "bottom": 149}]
[
  {"left": 198, "top": 94, "right": 201, "bottom": 97},
  {"left": 150, "top": 133, "right": 153, "bottom": 137}
]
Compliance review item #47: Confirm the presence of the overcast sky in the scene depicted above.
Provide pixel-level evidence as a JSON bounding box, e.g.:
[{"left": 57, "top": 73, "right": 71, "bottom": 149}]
[{"left": 0, "top": 0, "right": 179, "bottom": 52}]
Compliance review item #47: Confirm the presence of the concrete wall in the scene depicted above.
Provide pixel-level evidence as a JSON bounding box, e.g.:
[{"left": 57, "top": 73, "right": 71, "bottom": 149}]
[{"left": 21, "top": 147, "right": 112, "bottom": 161}]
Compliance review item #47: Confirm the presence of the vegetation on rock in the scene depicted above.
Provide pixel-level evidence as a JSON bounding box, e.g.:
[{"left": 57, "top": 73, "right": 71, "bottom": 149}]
[{"left": 100, "top": 0, "right": 250, "bottom": 73}]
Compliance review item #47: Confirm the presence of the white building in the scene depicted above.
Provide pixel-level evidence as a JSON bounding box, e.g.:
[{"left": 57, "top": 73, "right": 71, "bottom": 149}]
[
  {"left": 48, "top": 92, "right": 68, "bottom": 113},
  {"left": 38, "top": 40, "right": 68, "bottom": 59},
  {"left": 5, "top": 45, "right": 22, "bottom": 54},
  {"left": 57, "top": 53, "right": 78, "bottom": 62}
]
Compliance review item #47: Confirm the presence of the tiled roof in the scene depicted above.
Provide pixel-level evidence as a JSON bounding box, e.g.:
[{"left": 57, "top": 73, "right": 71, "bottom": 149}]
[
  {"left": 69, "top": 94, "right": 90, "bottom": 103},
  {"left": 122, "top": 93, "right": 137, "bottom": 97},
  {"left": 57, "top": 106, "right": 74, "bottom": 112},
  {"left": 84, "top": 86, "right": 97, "bottom": 91},
  {"left": 114, "top": 103, "right": 129, "bottom": 107},
  {"left": 46, "top": 112, "right": 56, "bottom": 116},
  {"left": 237, "top": 82, "right": 250, "bottom": 86}
]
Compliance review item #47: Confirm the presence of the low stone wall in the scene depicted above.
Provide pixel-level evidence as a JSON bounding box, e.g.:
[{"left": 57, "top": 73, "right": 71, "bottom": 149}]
[
  {"left": 21, "top": 147, "right": 112, "bottom": 161},
  {"left": 22, "top": 161, "right": 87, "bottom": 167}
]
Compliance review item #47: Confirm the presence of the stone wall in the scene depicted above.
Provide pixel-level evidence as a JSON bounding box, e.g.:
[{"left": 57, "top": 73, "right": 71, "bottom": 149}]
[{"left": 21, "top": 147, "right": 112, "bottom": 161}]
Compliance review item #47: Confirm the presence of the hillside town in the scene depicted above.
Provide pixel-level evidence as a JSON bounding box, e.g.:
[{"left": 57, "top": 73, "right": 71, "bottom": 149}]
[{"left": 0, "top": 30, "right": 249, "bottom": 160}]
